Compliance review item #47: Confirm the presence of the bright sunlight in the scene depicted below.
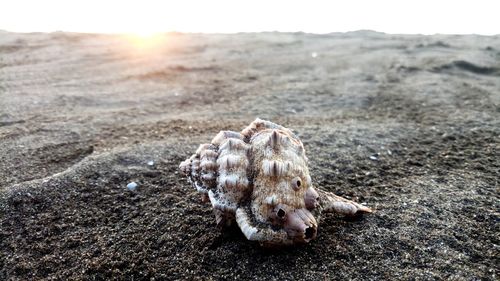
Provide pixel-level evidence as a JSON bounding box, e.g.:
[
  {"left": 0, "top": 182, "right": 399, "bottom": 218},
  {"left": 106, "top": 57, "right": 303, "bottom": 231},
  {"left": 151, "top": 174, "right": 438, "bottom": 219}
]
[{"left": 0, "top": 0, "right": 499, "bottom": 35}]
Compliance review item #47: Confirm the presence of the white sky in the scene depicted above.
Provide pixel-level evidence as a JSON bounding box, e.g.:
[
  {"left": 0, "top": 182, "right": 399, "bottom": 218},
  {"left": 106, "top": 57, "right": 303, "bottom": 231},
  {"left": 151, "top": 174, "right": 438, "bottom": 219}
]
[{"left": 0, "top": 0, "right": 499, "bottom": 35}]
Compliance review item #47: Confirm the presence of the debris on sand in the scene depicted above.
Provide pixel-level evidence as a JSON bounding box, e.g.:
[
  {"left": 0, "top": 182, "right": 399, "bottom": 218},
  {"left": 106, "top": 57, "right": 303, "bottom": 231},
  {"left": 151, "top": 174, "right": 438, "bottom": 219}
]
[{"left": 126, "top": 182, "right": 138, "bottom": 191}]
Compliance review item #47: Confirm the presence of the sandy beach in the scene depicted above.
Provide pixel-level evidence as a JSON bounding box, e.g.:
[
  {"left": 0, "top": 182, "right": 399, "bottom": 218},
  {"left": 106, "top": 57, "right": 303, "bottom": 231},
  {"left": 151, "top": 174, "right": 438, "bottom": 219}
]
[{"left": 0, "top": 31, "right": 499, "bottom": 280}]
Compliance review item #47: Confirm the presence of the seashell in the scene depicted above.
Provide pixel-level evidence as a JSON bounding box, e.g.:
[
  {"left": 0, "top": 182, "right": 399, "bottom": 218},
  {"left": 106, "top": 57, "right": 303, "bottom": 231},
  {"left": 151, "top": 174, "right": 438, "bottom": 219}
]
[{"left": 179, "top": 118, "right": 372, "bottom": 246}]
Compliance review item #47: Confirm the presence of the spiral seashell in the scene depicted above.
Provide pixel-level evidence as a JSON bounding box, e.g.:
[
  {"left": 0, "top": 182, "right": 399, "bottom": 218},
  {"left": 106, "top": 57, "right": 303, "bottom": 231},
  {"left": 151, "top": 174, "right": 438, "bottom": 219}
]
[{"left": 179, "top": 118, "right": 372, "bottom": 246}]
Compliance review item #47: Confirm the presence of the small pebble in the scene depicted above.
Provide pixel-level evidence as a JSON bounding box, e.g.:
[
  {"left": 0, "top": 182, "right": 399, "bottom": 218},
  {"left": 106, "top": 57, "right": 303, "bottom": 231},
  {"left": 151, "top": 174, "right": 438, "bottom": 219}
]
[
  {"left": 127, "top": 182, "right": 138, "bottom": 191},
  {"left": 147, "top": 160, "right": 154, "bottom": 166},
  {"left": 369, "top": 155, "right": 378, "bottom": 160}
]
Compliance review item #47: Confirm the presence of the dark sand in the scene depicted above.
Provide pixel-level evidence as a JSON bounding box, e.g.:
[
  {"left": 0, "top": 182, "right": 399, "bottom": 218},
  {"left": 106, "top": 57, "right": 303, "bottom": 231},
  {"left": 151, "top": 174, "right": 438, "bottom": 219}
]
[{"left": 0, "top": 31, "right": 499, "bottom": 280}]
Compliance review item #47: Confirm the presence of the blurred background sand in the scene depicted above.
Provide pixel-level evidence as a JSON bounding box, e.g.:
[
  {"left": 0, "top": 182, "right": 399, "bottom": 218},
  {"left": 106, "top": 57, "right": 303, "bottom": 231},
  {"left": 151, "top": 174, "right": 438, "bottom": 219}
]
[{"left": 0, "top": 31, "right": 499, "bottom": 279}]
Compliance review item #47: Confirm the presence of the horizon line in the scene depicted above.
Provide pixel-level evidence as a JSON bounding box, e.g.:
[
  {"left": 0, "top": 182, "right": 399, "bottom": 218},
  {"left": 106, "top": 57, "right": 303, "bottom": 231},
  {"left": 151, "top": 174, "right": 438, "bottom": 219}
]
[{"left": 1, "top": 29, "right": 499, "bottom": 37}]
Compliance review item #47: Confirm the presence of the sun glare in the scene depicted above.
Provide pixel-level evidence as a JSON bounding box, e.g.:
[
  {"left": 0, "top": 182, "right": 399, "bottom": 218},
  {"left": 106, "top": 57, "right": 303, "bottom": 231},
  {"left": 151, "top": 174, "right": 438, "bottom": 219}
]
[
  {"left": 127, "top": 22, "right": 164, "bottom": 39},
  {"left": 133, "top": 31, "right": 159, "bottom": 39},
  {"left": 126, "top": 32, "right": 165, "bottom": 49},
  {"left": 119, "top": 32, "right": 173, "bottom": 57}
]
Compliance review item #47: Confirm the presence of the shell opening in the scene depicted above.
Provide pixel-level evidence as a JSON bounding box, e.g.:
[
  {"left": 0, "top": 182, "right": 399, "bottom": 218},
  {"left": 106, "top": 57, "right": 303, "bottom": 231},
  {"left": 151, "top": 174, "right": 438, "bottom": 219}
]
[
  {"left": 277, "top": 208, "right": 286, "bottom": 218},
  {"left": 291, "top": 176, "right": 302, "bottom": 190},
  {"left": 305, "top": 227, "right": 315, "bottom": 240}
]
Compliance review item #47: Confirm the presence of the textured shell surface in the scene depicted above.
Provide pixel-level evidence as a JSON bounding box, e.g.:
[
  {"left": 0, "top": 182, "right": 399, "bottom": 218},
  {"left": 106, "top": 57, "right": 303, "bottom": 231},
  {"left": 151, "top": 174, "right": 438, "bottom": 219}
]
[{"left": 179, "top": 118, "right": 372, "bottom": 246}]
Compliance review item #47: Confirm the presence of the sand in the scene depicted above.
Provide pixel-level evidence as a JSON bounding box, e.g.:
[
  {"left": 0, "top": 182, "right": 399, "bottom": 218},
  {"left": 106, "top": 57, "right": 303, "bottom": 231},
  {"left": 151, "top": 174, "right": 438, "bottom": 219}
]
[{"left": 0, "top": 31, "right": 499, "bottom": 280}]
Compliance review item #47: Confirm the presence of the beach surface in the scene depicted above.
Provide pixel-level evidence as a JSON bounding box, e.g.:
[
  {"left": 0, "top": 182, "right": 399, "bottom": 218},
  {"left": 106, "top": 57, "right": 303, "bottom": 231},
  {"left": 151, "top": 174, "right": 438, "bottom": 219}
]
[{"left": 1, "top": 31, "right": 499, "bottom": 280}]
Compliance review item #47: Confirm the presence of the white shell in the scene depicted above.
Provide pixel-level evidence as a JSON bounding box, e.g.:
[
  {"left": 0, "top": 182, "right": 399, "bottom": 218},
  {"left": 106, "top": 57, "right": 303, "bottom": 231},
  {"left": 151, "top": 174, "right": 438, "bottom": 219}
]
[{"left": 179, "top": 118, "right": 372, "bottom": 246}]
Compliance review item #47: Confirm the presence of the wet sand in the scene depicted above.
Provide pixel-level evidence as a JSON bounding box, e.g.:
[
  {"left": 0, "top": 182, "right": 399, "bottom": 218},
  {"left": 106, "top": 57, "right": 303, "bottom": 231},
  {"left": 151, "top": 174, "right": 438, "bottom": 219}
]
[{"left": 0, "top": 31, "right": 499, "bottom": 280}]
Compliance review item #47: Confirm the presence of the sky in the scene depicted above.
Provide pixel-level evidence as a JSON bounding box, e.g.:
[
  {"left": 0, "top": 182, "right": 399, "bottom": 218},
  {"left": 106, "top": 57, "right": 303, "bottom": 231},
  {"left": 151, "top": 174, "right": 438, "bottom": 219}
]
[{"left": 0, "top": 0, "right": 499, "bottom": 35}]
